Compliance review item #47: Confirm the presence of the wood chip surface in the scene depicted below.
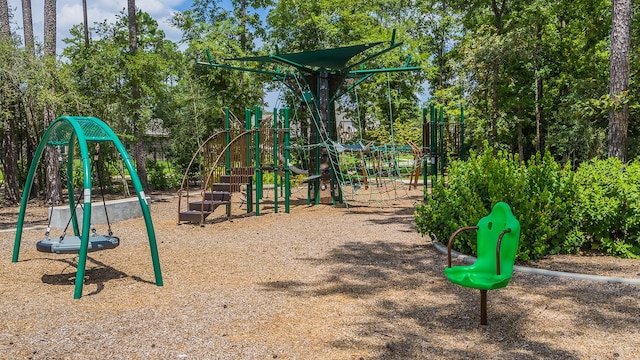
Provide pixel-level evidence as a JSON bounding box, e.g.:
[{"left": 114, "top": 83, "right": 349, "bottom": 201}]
[{"left": 1, "top": 187, "right": 639, "bottom": 359}]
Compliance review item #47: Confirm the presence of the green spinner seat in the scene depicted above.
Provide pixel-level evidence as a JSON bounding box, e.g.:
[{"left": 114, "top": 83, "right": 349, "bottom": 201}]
[{"left": 444, "top": 202, "right": 521, "bottom": 325}]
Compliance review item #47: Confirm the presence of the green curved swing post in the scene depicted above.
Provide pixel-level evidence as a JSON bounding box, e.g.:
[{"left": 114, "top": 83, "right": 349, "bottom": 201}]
[{"left": 12, "top": 116, "right": 163, "bottom": 299}]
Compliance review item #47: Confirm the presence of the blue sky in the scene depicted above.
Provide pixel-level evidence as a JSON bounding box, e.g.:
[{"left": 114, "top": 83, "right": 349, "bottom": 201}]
[{"left": 4, "top": 0, "right": 215, "bottom": 52}]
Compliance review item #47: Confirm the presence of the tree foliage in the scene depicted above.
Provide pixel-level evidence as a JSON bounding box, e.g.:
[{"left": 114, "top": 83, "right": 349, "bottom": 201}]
[{"left": 1, "top": 0, "right": 640, "bottom": 202}]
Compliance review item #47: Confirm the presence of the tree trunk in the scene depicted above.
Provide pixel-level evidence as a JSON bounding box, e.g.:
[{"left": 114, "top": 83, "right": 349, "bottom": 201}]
[
  {"left": 517, "top": 102, "right": 524, "bottom": 161},
  {"left": 2, "top": 116, "right": 21, "bottom": 203},
  {"left": 20, "top": 0, "right": 38, "bottom": 197},
  {"left": 490, "top": 63, "right": 499, "bottom": 147},
  {"left": 0, "top": 0, "right": 9, "bottom": 38},
  {"left": 43, "top": 0, "right": 60, "bottom": 204},
  {"left": 128, "top": 0, "right": 148, "bottom": 189},
  {"left": 489, "top": 0, "right": 506, "bottom": 148},
  {"left": 22, "top": 0, "right": 34, "bottom": 55},
  {"left": 535, "top": 71, "right": 544, "bottom": 152},
  {"left": 608, "top": 0, "right": 631, "bottom": 162},
  {"left": 239, "top": 0, "right": 246, "bottom": 91},
  {"left": 44, "top": 0, "right": 55, "bottom": 55},
  {"left": 0, "top": 1, "right": 21, "bottom": 203},
  {"left": 534, "top": 23, "right": 544, "bottom": 153},
  {"left": 82, "top": 0, "right": 89, "bottom": 46}
]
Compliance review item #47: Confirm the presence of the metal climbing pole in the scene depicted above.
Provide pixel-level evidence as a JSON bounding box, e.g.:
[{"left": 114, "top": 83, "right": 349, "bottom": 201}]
[
  {"left": 225, "top": 107, "right": 232, "bottom": 216},
  {"left": 460, "top": 104, "right": 466, "bottom": 161},
  {"left": 423, "top": 104, "right": 467, "bottom": 188},
  {"left": 439, "top": 106, "right": 445, "bottom": 178},
  {"left": 245, "top": 109, "right": 253, "bottom": 213},
  {"left": 283, "top": 107, "right": 291, "bottom": 213},
  {"left": 273, "top": 107, "right": 279, "bottom": 213},
  {"left": 254, "top": 105, "right": 262, "bottom": 216}
]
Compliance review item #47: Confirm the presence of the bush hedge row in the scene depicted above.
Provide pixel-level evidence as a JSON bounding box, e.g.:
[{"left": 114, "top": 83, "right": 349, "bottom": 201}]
[{"left": 415, "top": 143, "right": 640, "bottom": 260}]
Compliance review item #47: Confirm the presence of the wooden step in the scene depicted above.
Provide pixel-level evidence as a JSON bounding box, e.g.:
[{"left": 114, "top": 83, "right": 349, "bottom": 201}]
[
  {"left": 204, "top": 191, "right": 231, "bottom": 201},
  {"left": 212, "top": 183, "right": 243, "bottom": 192},
  {"left": 179, "top": 210, "right": 211, "bottom": 224},
  {"left": 188, "top": 200, "right": 230, "bottom": 212}
]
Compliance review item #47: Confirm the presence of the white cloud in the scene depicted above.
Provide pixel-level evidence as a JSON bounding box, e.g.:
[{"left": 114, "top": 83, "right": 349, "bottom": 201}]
[{"left": 6, "top": 0, "right": 191, "bottom": 54}]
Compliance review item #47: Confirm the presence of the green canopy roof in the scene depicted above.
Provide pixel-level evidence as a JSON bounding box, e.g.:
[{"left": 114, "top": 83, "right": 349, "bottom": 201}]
[
  {"left": 227, "top": 42, "right": 385, "bottom": 71},
  {"left": 45, "top": 116, "right": 116, "bottom": 145}
]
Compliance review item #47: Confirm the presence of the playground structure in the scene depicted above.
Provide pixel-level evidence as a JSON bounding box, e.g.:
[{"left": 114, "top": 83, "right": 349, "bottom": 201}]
[
  {"left": 176, "top": 103, "right": 431, "bottom": 224},
  {"left": 12, "top": 116, "right": 163, "bottom": 299},
  {"left": 177, "top": 100, "right": 468, "bottom": 224},
  {"left": 176, "top": 33, "right": 473, "bottom": 223},
  {"left": 177, "top": 106, "right": 293, "bottom": 225},
  {"left": 196, "top": 31, "right": 421, "bottom": 209}
]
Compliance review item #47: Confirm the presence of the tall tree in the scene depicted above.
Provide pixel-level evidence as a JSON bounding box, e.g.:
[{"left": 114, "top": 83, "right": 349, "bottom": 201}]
[
  {"left": 127, "top": 0, "right": 148, "bottom": 189},
  {"left": 82, "top": 0, "right": 88, "bottom": 46},
  {"left": 44, "top": 0, "right": 56, "bottom": 59},
  {"left": 0, "top": 0, "right": 9, "bottom": 38},
  {"left": 232, "top": 0, "right": 272, "bottom": 91},
  {"left": 21, "top": 0, "right": 39, "bottom": 197},
  {"left": 608, "top": 0, "right": 632, "bottom": 161},
  {"left": 43, "top": 0, "right": 60, "bottom": 204},
  {"left": 1, "top": 0, "right": 22, "bottom": 203},
  {"left": 22, "top": 0, "right": 34, "bottom": 55}
]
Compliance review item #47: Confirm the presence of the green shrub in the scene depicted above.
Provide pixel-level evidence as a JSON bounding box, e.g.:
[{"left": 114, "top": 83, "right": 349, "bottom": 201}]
[
  {"left": 416, "top": 143, "right": 582, "bottom": 261},
  {"left": 146, "top": 159, "right": 181, "bottom": 190},
  {"left": 575, "top": 158, "right": 640, "bottom": 258},
  {"left": 518, "top": 151, "right": 584, "bottom": 259}
]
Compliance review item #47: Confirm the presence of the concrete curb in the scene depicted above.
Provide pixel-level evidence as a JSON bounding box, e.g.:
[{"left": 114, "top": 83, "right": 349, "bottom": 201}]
[
  {"left": 1, "top": 195, "right": 176, "bottom": 235},
  {"left": 432, "top": 239, "right": 640, "bottom": 286}
]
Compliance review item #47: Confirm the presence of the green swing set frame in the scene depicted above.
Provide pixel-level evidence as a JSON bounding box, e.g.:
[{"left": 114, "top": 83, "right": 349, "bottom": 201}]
[{"left": 12, "top": 116, "right": 163, "bottom": 299}]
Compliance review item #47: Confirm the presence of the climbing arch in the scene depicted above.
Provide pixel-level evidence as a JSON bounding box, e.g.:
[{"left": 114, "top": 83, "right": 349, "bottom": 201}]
[{"left": 12, "top": 116, "right": 163, "bottom": 299}]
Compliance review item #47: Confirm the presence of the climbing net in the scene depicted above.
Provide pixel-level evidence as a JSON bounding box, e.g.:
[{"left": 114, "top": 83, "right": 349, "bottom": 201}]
[
  {"left": 329, "top": 141, "right": 416, "bottom": 206},
  {"left": 278, "top": 77, "right": 416, "bottom": 207}
]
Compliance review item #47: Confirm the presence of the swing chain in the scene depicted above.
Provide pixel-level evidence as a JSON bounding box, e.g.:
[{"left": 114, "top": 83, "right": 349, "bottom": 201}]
[
  {"left": 94, "top": 144, "right": 114, "bottom": 237},
  {"left": 45, "top": 145, "right": 62, "bottom": 240}
]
